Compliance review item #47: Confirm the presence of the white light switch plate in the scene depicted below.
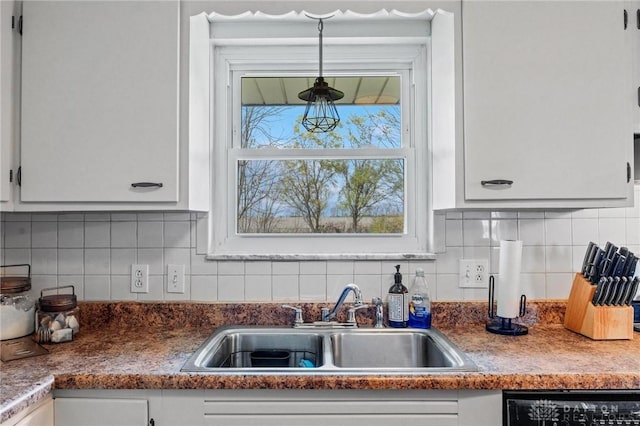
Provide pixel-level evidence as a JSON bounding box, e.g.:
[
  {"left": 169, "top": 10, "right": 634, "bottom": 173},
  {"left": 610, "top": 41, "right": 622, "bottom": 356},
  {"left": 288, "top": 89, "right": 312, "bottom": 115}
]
[
  {"left": 167, "top": 264, "right": 185, "bottom": 293},
  {"left": 459, "top": 259, "right": 489, "bottom": 288}
]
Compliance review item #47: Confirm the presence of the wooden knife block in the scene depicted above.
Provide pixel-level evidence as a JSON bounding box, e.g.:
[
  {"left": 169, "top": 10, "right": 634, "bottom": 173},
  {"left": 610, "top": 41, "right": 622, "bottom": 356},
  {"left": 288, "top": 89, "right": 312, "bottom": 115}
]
[{"left": 563, "top": 274, "right": 634, "bottom": 340}]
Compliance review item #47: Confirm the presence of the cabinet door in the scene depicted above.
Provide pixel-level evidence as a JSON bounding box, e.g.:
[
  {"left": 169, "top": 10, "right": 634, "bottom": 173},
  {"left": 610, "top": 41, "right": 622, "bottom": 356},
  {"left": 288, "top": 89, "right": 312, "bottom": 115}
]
[
  {"left": 463, "top": 1, "right": 632, "bottom": 201},
  {"left": 13, "top": 399, "right": 53, "bottom": 426},
  {"left": 0, "top": 0, "right": 16, "bottom": 207},
  {"left": 21, "top": 0, "right": 179, "bottom": 202},
  {"left": 632, "top": 0, "right": 640, "bottom": 134},
  {"left": 54, "top": 398, "right": 148, "bottom": 426}
]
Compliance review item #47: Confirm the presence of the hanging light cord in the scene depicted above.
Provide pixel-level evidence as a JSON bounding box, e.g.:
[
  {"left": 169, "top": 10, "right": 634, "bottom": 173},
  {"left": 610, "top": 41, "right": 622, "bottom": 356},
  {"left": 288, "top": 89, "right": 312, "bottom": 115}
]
[{"left": 317, "top": 19, "right": 324, "bottom": 78}]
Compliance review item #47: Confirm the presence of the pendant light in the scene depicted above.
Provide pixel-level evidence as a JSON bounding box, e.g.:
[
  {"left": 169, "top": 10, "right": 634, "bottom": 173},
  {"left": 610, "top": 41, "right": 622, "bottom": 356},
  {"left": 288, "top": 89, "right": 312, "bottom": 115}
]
[{"left": 298, "top": 17, "right": 344, "bottom": 133}]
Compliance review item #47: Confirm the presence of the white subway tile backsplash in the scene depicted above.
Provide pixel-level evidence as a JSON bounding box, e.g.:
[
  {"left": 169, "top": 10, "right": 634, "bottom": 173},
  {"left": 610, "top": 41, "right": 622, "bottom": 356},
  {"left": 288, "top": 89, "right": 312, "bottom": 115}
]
[
  {"left": 138, "top": 221, "right": 163, "bottom": 248},
  {"left": 570, "top": 218, "right": 598, "bottom": 246},
  {"left": 58, "top": 222, "right": 84, "bottom": 248},
  {"left": 31, "top": 248, "right": 57, "bottom": 275},
  {"left": 272, "top": 261, "right": 299, "bottom": 275},
  {"left": 110, "top": 275, "right": 137, "bottom": 301},
  {"left": 326, "top": 261, "right": 354, "bottom": 275},
  {"left": 435, "top": 274, "right": 463, "bottom": 301},
  {"left": 351, "top": 274, "right": 381, "bottom": 300},
  {"left": 84, "top": 248, "right": 110, "bottom": 275},
  {"left": 191, "top": 251, "right": 218, "bottom": 275},
  {"left": 462, "top": 219, "right": 489, "bottom": 246},
  {"left": 521, "top": 246, "right": 546, "bottom": 273},
  {"left": 191, "top": 275, "right": 218, "bottom": 301},
  {"left": 110, "top": 249, "right": 137, "bottom": 275},
  {"left": 217, "top": 276, "right": 245, "bottom": 301},
  {"left": 626, "top": 218, "right": 640, "bottom": 245},
  {"left": 272, "top": 275, "right": 299, "bottom": 301},
  {"left": 137, "top": 248, "right": 164, "bottom": 275},
  {"left": 163, "top": 221, "right": 190, "bottom": 248},
  {"left": 300, "top": 261, "right": 327, "bottom": 275},
  {"left": 598, "top": 218, "right": 626, "bottom": 246},
  {"left": 218, "top": 260, "right": 245, "bottom": 275},
  {"left": 164, "top": 248, "right": 191, "bottom": 275},
  {"left": 58, "top": 214, "right": 84, "bottom": 222},
  {"left": 545, "top": 246, "right": 573, "bottom": 273},
  {"left": 299, "top": 275, "right": 326, "bottom": 301},
  {"left": 58, "top": 276, "right": 83, "bottom": 301},
  {"left": 30, "top": 275, "right": 58, "bottom": 299},
  {"left": 545, "top": 273, "right": 574, "bottom": 299},
  {"left": 4, "top": 222, "right": 30, "bottom": 248},
  {"left": 491, "top": 219, "right": 517, "bottom": 246},
  {"left": 544, "top": 219, "right": 572, "bottom": 246},
  {"left": 58, "top": 249, "right": 84, "bottom": 275},
  {"left": 245, "top": 261, "right": 272, "bottom": 275},
  {"left": 445, "top": 219, "right": 463, "bottom": 247},
  {"left": 328, "top": 274, "right": 359, "bottom": 300},
  {"left": 245, "top": 275, "right": 272, "bottom": 301},
  {"left": 111, "top": 221, "right": 137, "bottom": 248},
  {"left": 138, "top": 275, "right": 164, "bottom": 301},
  {"left": 84, "top": 275, "right": 110, "bottom": 300},
  {"left": 85, "top": 221, "right": 110, "bottom": 248},
  {"left": 518, "top": 219, "right": 545, "bottom": 246},
  {"left": 31, "top": 222, "right": 57, "bottom": 248},
  {"left": 354, "top": 261, "right": 381, "bottom": 275},
  {"left": 3, "top": 200, "right": 637, "bottom": 303},
  {"left": 3, "top": 248, "right": 30, "bottom": 265}
]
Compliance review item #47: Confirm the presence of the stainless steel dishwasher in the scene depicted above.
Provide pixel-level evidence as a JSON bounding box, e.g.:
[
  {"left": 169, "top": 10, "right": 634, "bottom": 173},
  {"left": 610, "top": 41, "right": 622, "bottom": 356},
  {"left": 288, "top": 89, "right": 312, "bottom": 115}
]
[{"left": 503, "top": 390, "right": 640, "bottom": 425}]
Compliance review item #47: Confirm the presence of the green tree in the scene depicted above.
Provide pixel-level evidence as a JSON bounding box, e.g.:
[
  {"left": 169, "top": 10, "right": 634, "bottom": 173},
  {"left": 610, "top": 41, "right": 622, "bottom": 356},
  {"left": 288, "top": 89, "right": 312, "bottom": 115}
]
[
  {"left": 337, "top": 108, "right": 403, "bottom": 232},
  {"left": 279, "top": 123, "right": 341, "bottom": 232}
]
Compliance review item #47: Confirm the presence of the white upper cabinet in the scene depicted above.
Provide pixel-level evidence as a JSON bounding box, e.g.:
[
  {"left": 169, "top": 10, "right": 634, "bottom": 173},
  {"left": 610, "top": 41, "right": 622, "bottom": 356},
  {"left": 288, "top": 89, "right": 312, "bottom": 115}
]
[
  {"left": 631, "top": 1, "right": 640, "bottom": 134},
  {"left": 435, "top": 0, "right": 634, "bottom": 209},
  {"left": 0, "top": 0, "right": 17, "bottom": 210},
  {"left": 18, "top": 0, "right": 207, "bottom": 209}
]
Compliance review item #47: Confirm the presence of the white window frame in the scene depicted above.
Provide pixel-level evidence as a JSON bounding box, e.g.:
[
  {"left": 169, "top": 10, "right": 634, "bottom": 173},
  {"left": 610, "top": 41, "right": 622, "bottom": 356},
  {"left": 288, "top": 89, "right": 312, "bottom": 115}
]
[{"left": 189, "top": 9, "right": 456, "bottom": 259}]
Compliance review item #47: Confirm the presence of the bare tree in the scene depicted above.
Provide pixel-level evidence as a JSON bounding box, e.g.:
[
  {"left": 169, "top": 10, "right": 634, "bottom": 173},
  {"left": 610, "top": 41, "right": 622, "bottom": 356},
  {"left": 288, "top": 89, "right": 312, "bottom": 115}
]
[
  {"left": 279, "top": 125, "right": 341, "bottom": 232},
  {"left": 237, "top": 106, "right": 286, "bottom": 233}
]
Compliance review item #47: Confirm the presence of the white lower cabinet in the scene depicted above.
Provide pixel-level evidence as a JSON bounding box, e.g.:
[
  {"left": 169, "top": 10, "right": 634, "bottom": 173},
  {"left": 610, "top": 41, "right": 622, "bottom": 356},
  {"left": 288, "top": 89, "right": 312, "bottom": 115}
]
[
  {"left": 53, "top": 389, "right": 502, "bottom": 426},
  {"left": 0, "top": 398, "right": 53, "bottom": 426}
]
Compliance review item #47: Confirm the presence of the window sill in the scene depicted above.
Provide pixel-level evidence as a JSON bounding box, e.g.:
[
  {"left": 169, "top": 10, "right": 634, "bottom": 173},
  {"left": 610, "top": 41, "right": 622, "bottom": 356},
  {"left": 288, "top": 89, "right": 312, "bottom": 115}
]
[{"left": 205, "top": 253, "right": 436, "bottom": 261}]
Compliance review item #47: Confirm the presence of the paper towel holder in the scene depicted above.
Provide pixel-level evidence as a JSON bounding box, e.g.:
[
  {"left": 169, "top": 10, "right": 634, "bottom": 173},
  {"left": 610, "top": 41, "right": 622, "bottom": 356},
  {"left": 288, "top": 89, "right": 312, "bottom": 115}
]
[{"left": 486, "top": 275, "right": 529, "bottom": 336}]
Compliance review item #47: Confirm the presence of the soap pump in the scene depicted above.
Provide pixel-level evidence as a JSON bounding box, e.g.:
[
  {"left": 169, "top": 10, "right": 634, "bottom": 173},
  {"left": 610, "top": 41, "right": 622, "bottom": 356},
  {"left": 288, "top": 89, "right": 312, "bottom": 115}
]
[{"left": 387, "top": 265, "right": 408, "bottom": 328}]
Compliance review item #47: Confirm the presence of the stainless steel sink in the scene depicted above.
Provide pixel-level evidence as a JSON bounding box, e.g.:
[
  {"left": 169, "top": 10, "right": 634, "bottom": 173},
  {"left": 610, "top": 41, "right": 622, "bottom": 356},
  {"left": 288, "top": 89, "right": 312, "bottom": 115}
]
[{"left": 182, "top": 326, "right": 476, "bottom": 375}]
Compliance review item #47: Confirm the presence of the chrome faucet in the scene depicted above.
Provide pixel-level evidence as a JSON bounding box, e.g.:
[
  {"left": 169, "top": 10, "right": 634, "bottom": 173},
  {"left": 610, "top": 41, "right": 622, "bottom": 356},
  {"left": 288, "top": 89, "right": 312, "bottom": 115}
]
[{"left": 322, "top": 283, "right": 364, "bottom": 322}]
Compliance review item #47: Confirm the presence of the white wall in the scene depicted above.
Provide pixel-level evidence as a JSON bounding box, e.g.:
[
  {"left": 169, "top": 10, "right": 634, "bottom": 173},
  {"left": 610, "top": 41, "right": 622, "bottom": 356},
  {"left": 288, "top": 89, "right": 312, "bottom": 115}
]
[{"left": 1, "top": 186, "right": 638, "bottom": 303}]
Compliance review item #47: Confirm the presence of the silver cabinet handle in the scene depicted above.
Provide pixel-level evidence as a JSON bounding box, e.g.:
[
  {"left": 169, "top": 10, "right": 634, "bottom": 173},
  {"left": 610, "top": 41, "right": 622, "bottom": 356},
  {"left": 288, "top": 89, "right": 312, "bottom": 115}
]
[
  {"left": 481, "top": 179, "right": 513, "bottom": 186},
  {"left": 131, "top": 182, "right": 163, "bottom": 188}
]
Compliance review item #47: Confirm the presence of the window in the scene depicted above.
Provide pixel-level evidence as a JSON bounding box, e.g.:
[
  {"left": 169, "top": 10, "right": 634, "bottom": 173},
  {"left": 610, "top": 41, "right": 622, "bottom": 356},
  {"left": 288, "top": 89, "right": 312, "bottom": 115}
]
[{"left": 189, "top": 10, "right": 455, "bottom": 258}]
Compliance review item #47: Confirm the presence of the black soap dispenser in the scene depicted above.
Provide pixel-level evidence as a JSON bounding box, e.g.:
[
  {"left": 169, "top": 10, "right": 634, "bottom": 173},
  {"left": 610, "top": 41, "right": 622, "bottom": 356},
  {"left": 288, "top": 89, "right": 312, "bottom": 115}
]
[{"left": 387, "top": 265, "right": 408, "bottom": 328}]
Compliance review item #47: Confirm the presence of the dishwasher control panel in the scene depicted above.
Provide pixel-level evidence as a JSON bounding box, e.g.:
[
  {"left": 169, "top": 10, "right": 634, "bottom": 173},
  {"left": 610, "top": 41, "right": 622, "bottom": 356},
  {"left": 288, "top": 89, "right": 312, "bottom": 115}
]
[{"left": 504, "top": 391, "right": 640, "bottom": 425}]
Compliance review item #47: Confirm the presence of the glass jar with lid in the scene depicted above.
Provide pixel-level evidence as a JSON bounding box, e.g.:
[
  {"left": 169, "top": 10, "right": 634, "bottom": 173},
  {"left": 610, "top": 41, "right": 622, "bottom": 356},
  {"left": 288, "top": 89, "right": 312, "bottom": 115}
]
[
  {"left": 36, "top": 285, "right": 79, "bottom": 343},
  {"left": 0, "top": 264, "right": 36, "bottom": 340}
]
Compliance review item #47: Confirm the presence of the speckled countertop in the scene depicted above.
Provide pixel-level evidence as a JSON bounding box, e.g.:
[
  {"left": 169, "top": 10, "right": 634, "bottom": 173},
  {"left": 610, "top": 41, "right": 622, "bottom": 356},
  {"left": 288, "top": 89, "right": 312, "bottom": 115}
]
[{"left": 1, "top": 301, "right": 639, "bottom": 423}]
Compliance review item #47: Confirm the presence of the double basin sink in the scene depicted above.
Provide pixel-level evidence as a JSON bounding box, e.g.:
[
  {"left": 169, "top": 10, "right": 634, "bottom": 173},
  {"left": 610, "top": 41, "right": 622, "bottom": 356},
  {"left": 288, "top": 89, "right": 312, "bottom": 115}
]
[{"left": 182, "top": 326, "right": 477, "bottom": 375}]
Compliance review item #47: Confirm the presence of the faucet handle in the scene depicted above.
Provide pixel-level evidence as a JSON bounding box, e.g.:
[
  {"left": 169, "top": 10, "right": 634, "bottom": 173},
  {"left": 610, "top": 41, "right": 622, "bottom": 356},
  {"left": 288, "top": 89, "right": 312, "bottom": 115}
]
[
  {"left": 281, "top": 305, "right": 304, "bottom": 326},
  {"left": 372, "top": 298, "right": 384, "bottom": 328},
  {"left": 346, "top": 304, "right": 369, "bottom": 326}
]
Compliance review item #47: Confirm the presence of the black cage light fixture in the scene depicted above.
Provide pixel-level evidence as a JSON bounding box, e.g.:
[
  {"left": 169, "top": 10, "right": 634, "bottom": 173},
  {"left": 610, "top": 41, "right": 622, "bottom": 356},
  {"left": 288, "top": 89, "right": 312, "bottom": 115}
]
[{"left": 298, "top": 17, "right": 344, "bottom": 133}]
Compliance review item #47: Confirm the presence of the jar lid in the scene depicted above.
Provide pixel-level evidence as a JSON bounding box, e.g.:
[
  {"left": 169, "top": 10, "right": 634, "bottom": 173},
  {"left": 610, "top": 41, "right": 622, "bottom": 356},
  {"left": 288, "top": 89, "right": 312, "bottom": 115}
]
[
  {"left": 1, "top": 264, "right": 32, "bottom": 294},
  {"left": 39, "top": 285, "right": 77, "bottom": 311},
  {"left": 0, "top": 276, "right": 31, "bottom": 294}
]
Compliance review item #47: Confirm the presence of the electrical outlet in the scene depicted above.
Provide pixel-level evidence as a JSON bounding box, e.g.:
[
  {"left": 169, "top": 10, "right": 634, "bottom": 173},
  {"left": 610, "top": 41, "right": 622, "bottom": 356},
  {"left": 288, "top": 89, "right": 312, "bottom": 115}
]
[
  {"left": 130, "top": 264, "right": 149, "bottom": 293},
  {"left": 459, "top": 259, "right": 489, "bottom": 288},
  {"left": 167, "top": 264, "right": 185, "bottom": 293}
]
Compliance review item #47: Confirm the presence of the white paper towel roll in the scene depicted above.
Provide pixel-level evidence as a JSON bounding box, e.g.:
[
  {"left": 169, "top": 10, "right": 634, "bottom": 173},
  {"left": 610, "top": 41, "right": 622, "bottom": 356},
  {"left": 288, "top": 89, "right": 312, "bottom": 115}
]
[{"left": 497, "top": 240, "right": 523, "bottom": 318}]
